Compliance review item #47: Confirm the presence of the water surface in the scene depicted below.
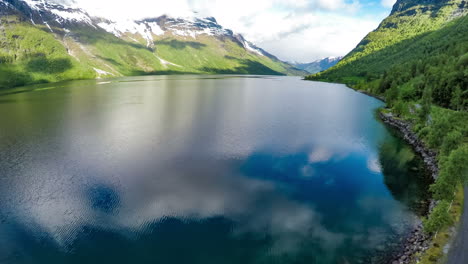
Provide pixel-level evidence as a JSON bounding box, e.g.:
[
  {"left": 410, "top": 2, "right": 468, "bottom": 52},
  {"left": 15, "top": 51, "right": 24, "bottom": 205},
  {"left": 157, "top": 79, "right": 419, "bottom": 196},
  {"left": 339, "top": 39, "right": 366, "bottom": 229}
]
[{"left": 0, "top": 76, "right": 431, "bottom": 264}]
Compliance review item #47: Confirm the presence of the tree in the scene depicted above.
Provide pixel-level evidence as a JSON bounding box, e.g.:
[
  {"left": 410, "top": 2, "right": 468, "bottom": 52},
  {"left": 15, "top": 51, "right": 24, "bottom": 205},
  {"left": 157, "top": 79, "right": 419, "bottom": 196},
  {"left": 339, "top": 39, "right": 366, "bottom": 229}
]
[
  {"left": 441, "top": 130, "right": 463, "bottom": 156},
  {"left": 430, "top": 171, "right": 457, "bottom": 201},
  {"left": 431, "top": 144, "right": 468, "bottom": 201},
  {"left": 451, "top": 85, "right": 462, "bottom": 111},
  {"left": 419, "top": 86, "right": 432, "bottom": 123},
  {"left": 386, "top": 83, "right": 399, "bottom": 107},
  {"left": 378, "top": 72, "right": 391, "bottom": 93},
  {"left": 423, "top": 201, "right": 453, "bottom": 234},
  {"left": 393, "top": 101, "right": 406, "bottom": 117},
  {"left": 444, "top": 144, "right": 468, "bottom": 184}
]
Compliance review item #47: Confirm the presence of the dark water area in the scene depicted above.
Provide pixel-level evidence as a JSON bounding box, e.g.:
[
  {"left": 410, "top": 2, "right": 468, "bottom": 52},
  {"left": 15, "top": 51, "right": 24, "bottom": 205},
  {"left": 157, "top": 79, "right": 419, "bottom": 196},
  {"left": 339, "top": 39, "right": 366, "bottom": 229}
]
[{"left": 0, "top": 76, "right": 431, "bottom": 264}]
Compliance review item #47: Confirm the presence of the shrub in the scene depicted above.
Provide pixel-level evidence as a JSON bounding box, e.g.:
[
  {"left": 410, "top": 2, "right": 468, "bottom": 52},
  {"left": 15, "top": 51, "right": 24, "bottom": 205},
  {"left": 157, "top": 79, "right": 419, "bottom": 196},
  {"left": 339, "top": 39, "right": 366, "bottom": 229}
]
[{"left": 423, "top": 201, "right": 453, "bottom": 233}]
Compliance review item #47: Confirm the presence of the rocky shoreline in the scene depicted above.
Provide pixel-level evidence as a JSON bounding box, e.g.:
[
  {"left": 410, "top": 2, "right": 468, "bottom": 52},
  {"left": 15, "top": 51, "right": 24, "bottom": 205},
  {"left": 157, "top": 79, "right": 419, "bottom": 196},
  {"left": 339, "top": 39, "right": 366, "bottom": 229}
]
[
  {"left": 379, "top": 112, "right": 439, "bottom": 178},
  {"left": 379, "top": 111, "right": 439, "bottom": 264}
]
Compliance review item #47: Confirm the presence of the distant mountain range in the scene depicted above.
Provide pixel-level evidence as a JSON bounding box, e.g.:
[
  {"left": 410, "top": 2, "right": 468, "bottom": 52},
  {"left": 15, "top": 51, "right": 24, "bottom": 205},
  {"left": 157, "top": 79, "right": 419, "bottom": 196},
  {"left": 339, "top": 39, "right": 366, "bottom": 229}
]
[
  {"left": 0, "top": 0, "right": 306, "bottom": 89},
  {"left": 292, "top": 57, "right": 343, "bottom": 74}
]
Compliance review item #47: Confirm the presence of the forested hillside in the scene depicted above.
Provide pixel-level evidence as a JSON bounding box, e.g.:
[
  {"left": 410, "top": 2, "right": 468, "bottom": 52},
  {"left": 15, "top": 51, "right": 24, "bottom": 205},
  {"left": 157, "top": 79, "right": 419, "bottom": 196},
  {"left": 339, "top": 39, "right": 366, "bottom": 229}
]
[{"left": 307, "top": 1, "right": 468, "bottom": 261}]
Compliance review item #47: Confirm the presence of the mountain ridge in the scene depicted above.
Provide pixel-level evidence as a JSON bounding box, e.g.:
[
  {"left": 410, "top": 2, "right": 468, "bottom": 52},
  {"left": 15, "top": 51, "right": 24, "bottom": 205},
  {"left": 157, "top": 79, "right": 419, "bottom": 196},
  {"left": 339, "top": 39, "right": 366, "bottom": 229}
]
[
  {"left": 292, "top": 56, "right": 342, "bottom": 74},
  {"left": 0, "top": 0, "right": 305, "bottom": 89}
]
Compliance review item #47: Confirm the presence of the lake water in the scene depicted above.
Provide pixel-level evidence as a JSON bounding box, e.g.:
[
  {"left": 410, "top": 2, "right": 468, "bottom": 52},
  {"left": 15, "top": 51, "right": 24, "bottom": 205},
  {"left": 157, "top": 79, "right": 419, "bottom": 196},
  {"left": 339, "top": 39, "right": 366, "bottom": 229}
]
[{"left": 0, "top": 75, "right": 431, "bottom": 264}]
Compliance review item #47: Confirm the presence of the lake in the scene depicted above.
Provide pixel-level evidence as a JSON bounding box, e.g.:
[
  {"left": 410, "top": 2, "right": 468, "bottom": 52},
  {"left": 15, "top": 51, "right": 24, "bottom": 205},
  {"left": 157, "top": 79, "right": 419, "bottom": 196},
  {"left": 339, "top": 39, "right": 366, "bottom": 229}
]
[{"left": 0, "top": 75, "right": 431, "bottom": 264}]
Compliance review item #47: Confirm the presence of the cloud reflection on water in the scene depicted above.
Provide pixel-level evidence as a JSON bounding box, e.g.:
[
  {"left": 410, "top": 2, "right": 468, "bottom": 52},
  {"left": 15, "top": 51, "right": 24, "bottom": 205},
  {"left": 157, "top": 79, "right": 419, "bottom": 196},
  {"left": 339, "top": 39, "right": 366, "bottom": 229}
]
[{"left": 0, "top": 76, "right": 427, "bottom": 263}]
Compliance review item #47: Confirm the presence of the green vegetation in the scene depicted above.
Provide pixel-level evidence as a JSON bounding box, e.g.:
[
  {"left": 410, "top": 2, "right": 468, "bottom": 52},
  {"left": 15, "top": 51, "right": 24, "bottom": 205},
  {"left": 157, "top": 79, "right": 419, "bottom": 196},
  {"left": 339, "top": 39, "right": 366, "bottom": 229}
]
[
  {"left": 307, "top": 1, "right": 467, "bottom": 262},
  {"left": 417, "top": 186, "right": 463, "bottom": 264},
  {"left": 0, "top": 15, "right": 302, "bottom": 90},
  {"left": 0, "top": 16, "right": 96, "bottom": 89},
  {"left": 153, "top": 36, "right": 296, "bottom": 75}
]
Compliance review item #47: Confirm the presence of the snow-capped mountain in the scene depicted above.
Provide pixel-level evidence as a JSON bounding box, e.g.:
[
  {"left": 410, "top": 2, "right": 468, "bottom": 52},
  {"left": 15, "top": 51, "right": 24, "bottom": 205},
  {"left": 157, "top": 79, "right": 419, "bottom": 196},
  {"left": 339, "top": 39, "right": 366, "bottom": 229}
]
[
  {"left": 293, "top": 56, "right": 343, "bottom": 74},
  {"left": 1, "top": 0, "right": 95, "bottom": 29},
  {"left": 1, "top": 0, "right": 272, "bottom": 57},
  {"left": 95, "top": 15, "right": 271, "bottom": 57},
  {"left": 0, "top": 0, "right": 305, "bottom": 88}
]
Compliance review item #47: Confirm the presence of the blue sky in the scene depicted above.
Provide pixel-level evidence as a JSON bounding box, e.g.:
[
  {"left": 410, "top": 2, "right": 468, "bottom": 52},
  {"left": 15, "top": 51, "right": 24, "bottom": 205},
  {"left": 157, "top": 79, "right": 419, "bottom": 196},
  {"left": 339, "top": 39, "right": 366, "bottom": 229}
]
[{"left": 58, "top": 0, "right": 397, "bottom": 62}]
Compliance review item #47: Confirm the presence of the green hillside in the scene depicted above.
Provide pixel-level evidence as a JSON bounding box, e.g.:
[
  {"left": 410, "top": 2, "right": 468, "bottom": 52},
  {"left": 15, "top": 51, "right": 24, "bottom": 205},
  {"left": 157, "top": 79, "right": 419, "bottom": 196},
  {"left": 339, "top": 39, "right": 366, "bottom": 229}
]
[
  {"left": 0, "top": 16, "right": 96, "bottom": 88},
  {"left": 307, "top": 1, "right": 468, "bottom": 262},
  {"left": 0, "top": 13, "right": 303, "bottom": 90}
]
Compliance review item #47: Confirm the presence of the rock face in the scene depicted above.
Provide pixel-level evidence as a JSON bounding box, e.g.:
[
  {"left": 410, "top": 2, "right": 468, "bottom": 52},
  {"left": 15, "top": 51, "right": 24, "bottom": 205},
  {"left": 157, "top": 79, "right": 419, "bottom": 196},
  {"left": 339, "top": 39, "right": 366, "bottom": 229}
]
[
  {"left": 390, "top": 0, "right": 468, "bottom": 18},
  {"left": 379, "top": 111, "right": 439, "bottom": 264},
  {"left": 391, "top": 0, "right": 452, "bottom": 13}
]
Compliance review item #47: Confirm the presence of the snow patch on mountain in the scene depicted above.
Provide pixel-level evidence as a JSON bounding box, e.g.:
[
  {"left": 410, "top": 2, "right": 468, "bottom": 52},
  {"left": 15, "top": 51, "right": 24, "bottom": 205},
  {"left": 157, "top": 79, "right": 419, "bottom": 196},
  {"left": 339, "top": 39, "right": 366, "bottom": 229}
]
[
  {"left": 21, "top": 0, "right": 43, "bottom": 10},
  {"left": 234, "top": 34, "right": 265, "bottom": 57},
  {"left": 155, "top": 55, "right": 182, "bottom": 68},
  {"left": 50, "top": 8, "right": 94, "bottom": 25},
  {"left": 96, "top": 16, "right": 240, "bottom": 48},
  {"left": 93, "top": 67, "right": 114, "bottom": 78},
  {"left": 20, "top": 0, "right": 96, "bottom": 27},
  {"left": 97, "top": 20, "right": 162, "bottom": 46},
  {"left": 15, "top": 0, "right": 274, "bottom": 57},
  {"left": 244, "top": 41, "right": 264, "bottom": 56},
  {"left": 147, "top": 22, "right": 164, "bottom": 35},
  {"left": 156, "top": 16, "right": 232, "bottom": 38},
  {"left": 0, "top": 0, "right": 12, "bottom": 7}
]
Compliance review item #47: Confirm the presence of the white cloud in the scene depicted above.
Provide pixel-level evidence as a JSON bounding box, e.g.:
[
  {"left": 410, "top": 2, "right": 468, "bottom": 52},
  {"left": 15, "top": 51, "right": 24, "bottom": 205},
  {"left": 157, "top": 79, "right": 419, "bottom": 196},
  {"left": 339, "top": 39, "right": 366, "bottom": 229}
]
[
  {"left": 51, "top": 0, "right": 391, "bottom": 62},
  {"left": 381, "top": 0, "right": 396, "bottom": 8},
  {"left": 246, "top": 12, "right": 383, "bottom": 62},
  {"left": 367, "top": 157, "right": 382, "bottom": 173}
]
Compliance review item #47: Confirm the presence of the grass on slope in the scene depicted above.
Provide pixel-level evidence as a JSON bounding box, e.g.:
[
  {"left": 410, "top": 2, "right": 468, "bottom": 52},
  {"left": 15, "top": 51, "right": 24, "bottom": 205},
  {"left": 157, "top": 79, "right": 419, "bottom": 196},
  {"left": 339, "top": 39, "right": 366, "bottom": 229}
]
[
  {"left": 151, "top": 36, "right": 290, "bottom": 75},
  {"left": 0, "top": 14, "right": 301, "bottom": 90},
  {"left": 308, "top": 15, "right": 467, "bottom": 111},
  {"left": 69, "top": 26, "right": 167, "bottom": 76},
  {"left": 313, "top": 0, "right": 467, "bottom": 82},
  {"left": 0, "top": 16, "right": 95, "bottom": 89}
]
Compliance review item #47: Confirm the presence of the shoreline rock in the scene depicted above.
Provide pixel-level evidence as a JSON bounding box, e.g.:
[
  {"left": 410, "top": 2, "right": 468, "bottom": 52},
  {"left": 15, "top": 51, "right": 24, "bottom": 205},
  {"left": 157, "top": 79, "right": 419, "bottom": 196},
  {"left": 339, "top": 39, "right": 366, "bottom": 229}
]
[
  {"left": 379, "top": 111, "right": 439, "bottom": 264},
  {"left": 379, "top": 112, "right": 439, "bottom": 179}
]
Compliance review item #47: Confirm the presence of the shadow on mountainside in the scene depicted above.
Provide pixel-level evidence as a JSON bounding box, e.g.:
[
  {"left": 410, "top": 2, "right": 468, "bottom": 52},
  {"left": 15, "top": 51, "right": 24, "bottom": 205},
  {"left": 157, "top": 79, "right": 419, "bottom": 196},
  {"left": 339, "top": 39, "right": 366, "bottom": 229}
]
[
  {"left": 26, "top": 55, "right": 73, "bottom": 74},
  {"left": 200, "top": 58, "right": 284, "bottom": 75},
  {"left": 0, "top": 55, "right": 73, "bottom": 90},
  {"left": 154, "top": 39, "right": 207, "bottom": 50},
  {"left": 96, "top": 55, "right": 123, "bottom": 67},
  {"left": 0, "top": 66, "right": 33, "bottom": 89}
]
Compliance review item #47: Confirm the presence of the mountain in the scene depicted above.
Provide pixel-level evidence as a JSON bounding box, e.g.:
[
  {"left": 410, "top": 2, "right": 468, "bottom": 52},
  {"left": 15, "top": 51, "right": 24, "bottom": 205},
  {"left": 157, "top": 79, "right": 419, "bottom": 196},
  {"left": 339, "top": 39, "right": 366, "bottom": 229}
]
[
  {"left": 292, "top": 56, "right": 342, "bottom": 74},
  {"left": 307, "top": 0, "right": 467, "bottom": 109},
  {"left": 0, "top": 0, "right": 305, "bottom": 89},
  {"left": 307, "top": 1, "right": 467, "bottom": 261},
  {"left": 307, "top": 0, "right": 467, "bottom": 86}
]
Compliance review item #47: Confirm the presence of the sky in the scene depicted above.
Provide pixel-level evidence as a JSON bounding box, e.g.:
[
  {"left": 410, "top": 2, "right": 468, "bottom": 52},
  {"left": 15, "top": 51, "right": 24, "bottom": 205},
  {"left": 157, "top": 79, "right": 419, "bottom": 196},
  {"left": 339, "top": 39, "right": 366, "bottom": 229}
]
[{"left": 55, "top": 0, "right": 397, "bottom": 62}]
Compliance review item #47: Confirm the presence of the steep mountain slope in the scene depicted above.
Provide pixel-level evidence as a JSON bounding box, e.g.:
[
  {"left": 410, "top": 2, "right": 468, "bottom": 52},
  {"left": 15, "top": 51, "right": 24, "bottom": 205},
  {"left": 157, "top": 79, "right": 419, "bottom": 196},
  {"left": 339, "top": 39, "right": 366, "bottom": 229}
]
[
  {"left": 0, "top": 0, "right": 305, "bottom": 89},
  {"left": 308, "top": 1, "right": 468, "bottom": 262},
  {"left": 293, "top": 56, "right": 342, "bottom": 74},
  {"left": 308, "top": 0, "right": 467, "bottom": 86}
]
